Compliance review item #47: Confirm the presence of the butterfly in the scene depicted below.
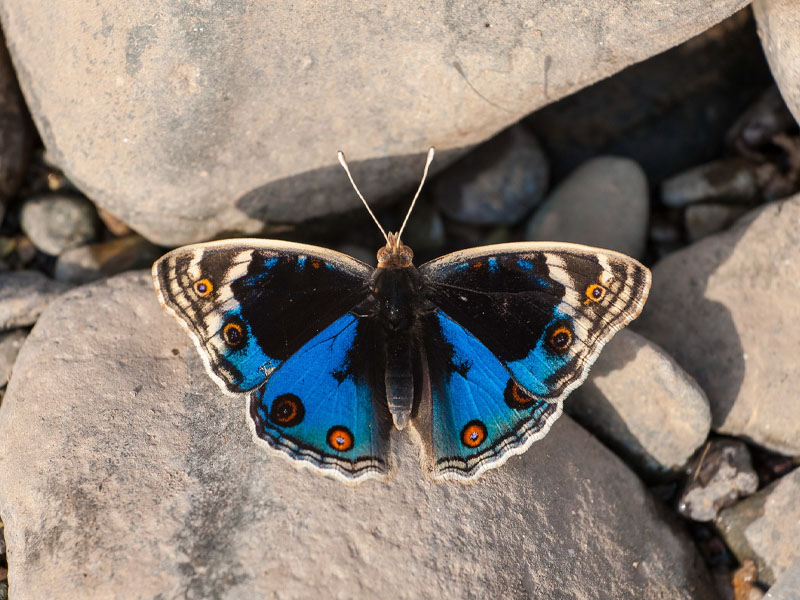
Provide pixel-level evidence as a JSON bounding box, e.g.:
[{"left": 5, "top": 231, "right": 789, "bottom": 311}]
[{"left": 153, "top": 148, "right": 651, "bottom": 482}]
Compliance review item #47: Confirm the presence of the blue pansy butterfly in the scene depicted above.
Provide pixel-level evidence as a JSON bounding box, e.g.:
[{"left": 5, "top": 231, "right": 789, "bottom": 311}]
[{"left": 153, "top": 148, "right": 651, "bottom": 482}]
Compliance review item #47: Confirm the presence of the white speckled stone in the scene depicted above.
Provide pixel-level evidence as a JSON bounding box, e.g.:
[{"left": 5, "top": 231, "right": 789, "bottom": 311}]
[{"left": 0, "top": 272, "right": 714, "bottom": 599}]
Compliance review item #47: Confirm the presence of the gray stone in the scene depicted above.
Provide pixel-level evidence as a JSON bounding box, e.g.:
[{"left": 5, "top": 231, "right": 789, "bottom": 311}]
[
  {"left": 754, "top": 0, "right": 800, "bottom": 126},
  {"left": 0, "top": 1, "right": 750, "bottom": 245},
  {"left": 0, "top": 271, "right": 714, "bottom": 599},
  {"left": 433, "top": 125, "right": 548, "bottom": 225},
  {"left": 677, "top": 439, "right": 759, "bottom": 522},
  {"left": 765, "top": 558, "right": 800, "bottom": 600},
  {"left": 717, "top": 468, "right": 800, "bottom": 586},
  {"left": 0, "top": 270, "right": 71, "bottom": 331},
  {"left": 0, "top": 328, "right": 26, "bottom": 388},
  {"left": 661, "top": 158, "right": 762, "bottom": 207},
  {"left": 634, "top": 195, "right": 800, "bottom": 455},
  {"left": 566, "top": 329, "right": 710, "bottom": 478},
  {"left": 526, "top": 156, "right": 649, "bottom": 259},
  {"left": 54, "top": 234, "right": 163, "bottom": 284},
  {"left": 684, "top": 202, "right": 751, "bottom": 243},
  {"left": 19, "top": 194, "right": 97, "bottom": 256}
]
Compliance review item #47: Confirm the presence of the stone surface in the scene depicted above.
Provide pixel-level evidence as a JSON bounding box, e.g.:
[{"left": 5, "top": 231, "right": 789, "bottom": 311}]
[
  {"left": 0, "top": 271, "right": 714, "bottom": 599},
  {"left": 678, "top": 439, "right": 759, "bottom": 522},
  {"left": 717, "top": 468, "right": 800, "bottom": 586},
  {"left": 566, "top": 330, "right": 710, "bottom": 479},
  {"left": 0, "top": 329, "right": 26, "bottom": 388},
  {"left": 54, "top": 234, "right": 163, "bottom": 284},
  {"left": 0, "top": 270, "right": 71, "bottom": 331},
  {"left": 526, "top": 156, "right": 649, "bottom": 259},
  {"left": 754, "top": 0, "right": 800, "bottom": 126},
  {"left": 19, "top": 194, "right": 97, "bottom": 256},
  {"left": 684, "top": 203, "right": 752, "bottom": 243},
  {"left": 433, "top": 125, "right": 548, "bottom": 225},
  {"left": 0, "top": 28, "right": 32, "bottom": 203},
  {"left": 634, "top": 195, "right": 800, "bottom": 455},
  {"left": 525, "top": 9, "right": 772, "bottom": 185},
  {"left": 661, "top": 158, "right": 762, "bottom": 207},
  {"left": 765, "top": 558, "right": 800, "bottom": 600},
  {"left": 0, "top": 1, "right": 750, "bottom": 245}
]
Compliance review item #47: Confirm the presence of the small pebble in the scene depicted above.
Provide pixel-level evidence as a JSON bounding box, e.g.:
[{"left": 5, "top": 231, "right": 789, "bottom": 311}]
[
  {"left": 526, "top": 156, "right": 649, "bottom": 259},
  {"left": 0, "top": 270, "right": 72, "bottom": 331},
  {"left": 54, "top": 234, "right": 163, "bottom": 284},
  {"left": 661, "top": 158, "right": 762, "bottom": 207},
  {"left": 685, "top": 203, "right": 751, "bottom": 242},
  {"left": 0, "top": 328, "right": 27, "bottom": 387},
  {"left": 19, "top": 194, "right": 98, "bottom": 256},
  {"left": 433, "top": 125, "right": 549, "bottom": 226},
  {"left": 678, "top": 439, "right": 759, "bottom": 522}
]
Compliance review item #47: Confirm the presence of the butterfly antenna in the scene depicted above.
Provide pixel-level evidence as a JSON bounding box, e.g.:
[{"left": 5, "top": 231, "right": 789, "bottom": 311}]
[
  {"left": 337, "top": 150, "right": 389, "bottom": 244},
  {"left": 397, "top": 147, "right": 435, "bottom": 242}
]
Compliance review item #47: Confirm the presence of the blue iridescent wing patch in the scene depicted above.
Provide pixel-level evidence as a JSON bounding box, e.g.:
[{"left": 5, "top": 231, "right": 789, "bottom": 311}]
[
  {"left": 249, "top": 313, "right": 391, "bottom": 481},
  {"left": 419, "top": 310, "right": 560, "bottom": 480},
  {"left": 419, "top": 242, "right": 651, "bottom": 479},
  {"left": 153, "top": 239, "right": 372, "bottom": 394}
]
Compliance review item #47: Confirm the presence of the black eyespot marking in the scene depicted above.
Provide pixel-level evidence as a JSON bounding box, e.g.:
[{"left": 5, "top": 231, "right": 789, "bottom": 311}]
[
  {"left": 269, "top": 393, "right": 305, "bottom": 427},
  {"left": 504, "top": 379, "right": 536, "bottom": 410},
  {"left": 461, "top": 420, "right": 488, "bottom": 448},
  {"left": 548, "top": 323, "right": 573, "bottom": 352},
  {"left": 327, "top": 426, "right": 354, "bottom": 452},
  {"left": 223, "top": 320, "right": 246, "bottom": 348}
]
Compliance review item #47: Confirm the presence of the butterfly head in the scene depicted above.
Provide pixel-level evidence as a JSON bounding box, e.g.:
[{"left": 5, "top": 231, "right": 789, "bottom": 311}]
[{"left": 377, "top": 232, "right": 414, "bottom": 269}]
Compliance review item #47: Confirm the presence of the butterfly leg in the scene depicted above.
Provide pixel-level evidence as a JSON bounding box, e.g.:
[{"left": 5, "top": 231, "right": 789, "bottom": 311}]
[{"left": 385, "top": 332, "right": 413, "bottom": 430}]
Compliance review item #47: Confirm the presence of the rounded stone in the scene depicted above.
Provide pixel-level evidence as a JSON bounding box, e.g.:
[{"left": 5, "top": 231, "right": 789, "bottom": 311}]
[
  {"left": 567, "top": 329, "right": 711, "bottom": 478},
  {"left": 19, "top": 194, "right": 97, "bottom": 256},
  {"left": 0, "top": 271, "right": 714, "bottom": 599},
  {"left": 634, "top": 194, "right": 800, "bottom": 456},
  {"left": 753, "top": 0, "right": 800, "bottom": 126},
  {"left": 54, "top": 234, "right": 163, "bottom": 284},
  {"left": 0, "top": 1, "right": 751, "bottom": 245},
  {"left": 433, "top": 125, "right": 549, "bottom": 226},
  {"left": 526, "top": 156, "right": 649, "bottom": 259}
]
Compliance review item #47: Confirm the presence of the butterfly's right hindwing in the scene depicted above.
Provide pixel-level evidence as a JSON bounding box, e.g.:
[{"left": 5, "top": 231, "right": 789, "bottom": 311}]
[{"left": 153, "top": 239, "right": 373, "bottom": 394}]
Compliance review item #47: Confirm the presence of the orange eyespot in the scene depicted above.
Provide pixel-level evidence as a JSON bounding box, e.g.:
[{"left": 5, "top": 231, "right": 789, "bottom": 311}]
[
  {"left": 472, "top": 261, "right": 484, "bottom": 269},
  {"left": 269, "top": 393, "right": 305, "bottom": 427},
  {"left": 310, "top": 259, "right": 321, "bottom": 269},
  {"left": 584, "top": 283, "right": 606, "bottom": 304},
  {"left": 223, "top": 321, "right": 245, "bottom": 347},
  {"left": 461, "top": 420, "right": 488, "bottom": 448},
  {"left": 327, "top": 426, "right": 354, "bottom": 452},
  {"left": 549, "top": 326, "right": 572, "bottom": 351},
  {"left": 194, "top": 278, "right": 213, "bottom": 297},
  {"left": 504, "top": 380, "right": 535, "bottom": 410}
]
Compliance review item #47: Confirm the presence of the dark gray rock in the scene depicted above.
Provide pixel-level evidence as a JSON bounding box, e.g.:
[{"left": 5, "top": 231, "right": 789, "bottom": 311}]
[
  {"left": 526, "top": 156, "right": 649, "bottom": 259},
  {"left": 0, "top": 271, "right": 72, "bottom": 331},
  {"left": 634, "top": 195, "right": 800, "bottom": 455},
  {"left": 684, "top": 203, "right": 751, "bottom": 243},
  {"left": 0, "top": 0, "right": 750, "bottom": 245},
  {"left": 54, "top": 234, "right": 163, "bottom": 284},
  {"left": 19, "top": 194, "right": 97, "bottom": 256},
  {"left": 0, "top": 28, "right": 32, "bottom": 203},
  {"left": 433, "top": 126, "right": 548, "bottom": 225},
  {"left": 677, "top": 439, "right": 759, "bottom": 522},
  {"left": 717, "top": 468, "right": 800, "bottom": 586},
  {"left": 0, "top": 329, "right": 26, "bottom": 388},
  {"left": 0, "top": 271, "right": 714, "bottom": 599},
  {"left": 567, "top": 330, "right": 710, "bottom": 478}
]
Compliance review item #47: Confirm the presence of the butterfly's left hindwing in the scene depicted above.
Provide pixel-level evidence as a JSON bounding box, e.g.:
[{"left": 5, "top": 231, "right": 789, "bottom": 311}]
[
  {"left": 153, "top": 239, "right": 372, "bottom": 394},
  {"left": 249, "top": 313, "right": 392, "bottom": 481},
  {"left": 418, "top": 242, "right": 651, "bottom": 479}
]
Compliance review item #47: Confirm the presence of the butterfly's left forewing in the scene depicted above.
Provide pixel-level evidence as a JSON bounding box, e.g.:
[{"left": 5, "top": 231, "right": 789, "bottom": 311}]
[{"left": 418, "top": 242, "right": 651, "bottom": 479}]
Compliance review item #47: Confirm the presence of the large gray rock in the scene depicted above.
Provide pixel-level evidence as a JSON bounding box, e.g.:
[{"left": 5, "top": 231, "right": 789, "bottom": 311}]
[
  {"left": 0, "top": 270, "right": 71, "bottom": 331},
  {"left": 526, "top": 156, "right": 649, "bottom": 259},
  {"left": 0, "top": 271, "right": 714, "bottom": 599},
  {"left": 717, "top": 469, "right": 800, "bottom": 586},
  {"left": 0, "top": 1, "right": 749, "bottom": 245},
  {"left": 566, "top": 330, "right": 710, "bottom": 478},
  {"left": 0, "top": 328, "right": 26, "bottom": 387},
  {"left": 634, "top": 195, "right": 800, "bottom": 455},
  {"left": 754, "top": 0, "right": 800, "bottom": 126}
]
